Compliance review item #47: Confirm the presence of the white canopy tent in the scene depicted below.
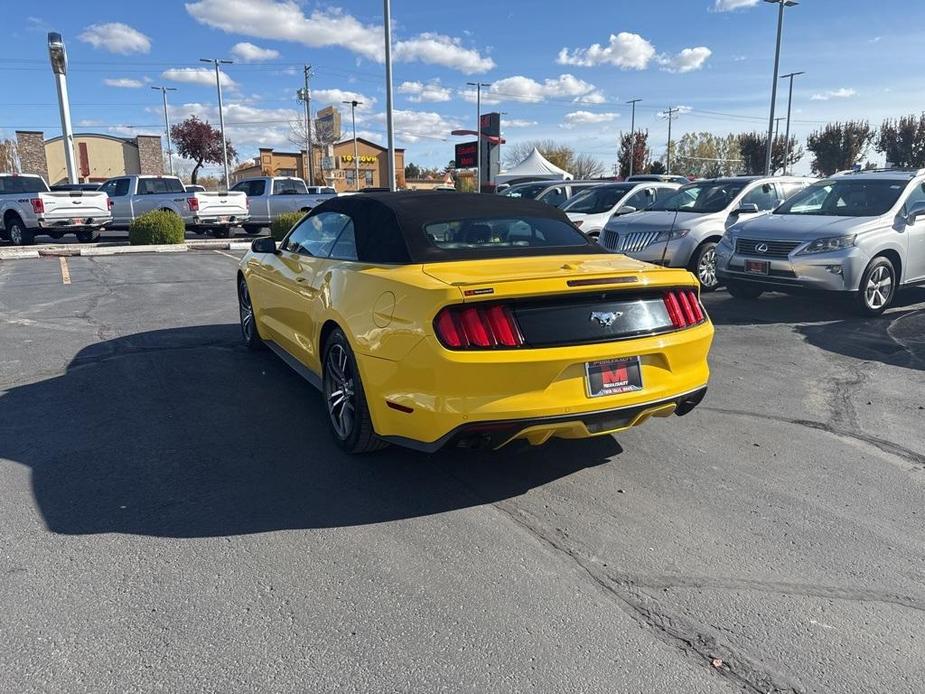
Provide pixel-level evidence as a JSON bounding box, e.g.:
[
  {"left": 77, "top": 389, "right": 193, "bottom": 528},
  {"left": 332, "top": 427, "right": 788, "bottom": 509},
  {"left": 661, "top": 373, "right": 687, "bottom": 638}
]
[{"left": 496, "top": 148, "right": 573, "bottom": 186}]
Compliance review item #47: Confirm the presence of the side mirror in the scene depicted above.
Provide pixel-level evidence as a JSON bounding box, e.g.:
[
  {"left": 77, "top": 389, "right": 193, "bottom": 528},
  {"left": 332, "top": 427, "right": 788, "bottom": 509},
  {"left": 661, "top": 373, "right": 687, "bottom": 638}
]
[
  {"left": 614, "top": 206, "right": 637, "bottom": 216},
  {"left": 906, "top": 201, "right": 925, "bottom": 224},
  {"left": 251, "top": 237, "right": 278, "bottom": 254},
  {"left": 735, "top": 203, "right": 760, "bottom": 215}
]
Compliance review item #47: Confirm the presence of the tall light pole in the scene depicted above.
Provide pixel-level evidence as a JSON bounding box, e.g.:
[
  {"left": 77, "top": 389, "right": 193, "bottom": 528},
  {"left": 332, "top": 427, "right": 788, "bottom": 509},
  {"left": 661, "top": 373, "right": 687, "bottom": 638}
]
[
  {"left": 626, "top": 98, "right": 642, "bottom": 178},
  {"left": 467, "top": 81, "right": 491, "bottom": 193},
  {"left": 47, "top": 33, "right": 77, "bottom": 184},
  {"left": 343, "top": 100, "right": 362, "bottom": 191},
  {"left": 763, "top": 0, "right": 798, "bottom": 176},
  {"left": 780, "top": 70, "right": 805, "bottom": 175},
  {"left": 383, "top": 0, "right": 397, "bottom": 191},
  {"left": 297, "top": 64, "right": 314, "bottom": 185},
  {"left": 664, "top": 106, "right": 680, "bottom": 174},
  {"left": 200, "top": 57, "right": 233, "bottom": 189},
  {"left": 151, "top": 86, "right": 177, "bottom": 175}
]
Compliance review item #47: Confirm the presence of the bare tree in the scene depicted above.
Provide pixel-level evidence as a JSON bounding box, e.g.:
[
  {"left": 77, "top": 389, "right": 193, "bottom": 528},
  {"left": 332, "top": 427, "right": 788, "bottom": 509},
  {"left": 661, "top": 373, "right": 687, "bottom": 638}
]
[
  {"left": 570, "top": 153, "right": 606, "bottom": 179},
  {"left": 503, "top": 139, "right": 575, "bottom": 173},
  {"left": 0, "top": 138, "right": 20, "bottom": 173},
  {"left": 289, "top": 117, "right": 340, "bottom": 185}
]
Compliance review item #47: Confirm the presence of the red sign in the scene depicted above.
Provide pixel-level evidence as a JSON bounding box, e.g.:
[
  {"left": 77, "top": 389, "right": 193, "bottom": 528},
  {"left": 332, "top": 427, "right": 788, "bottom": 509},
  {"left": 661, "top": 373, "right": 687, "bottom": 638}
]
[{"left": 454, "top": 141, "right": 478, "bottom": 169}]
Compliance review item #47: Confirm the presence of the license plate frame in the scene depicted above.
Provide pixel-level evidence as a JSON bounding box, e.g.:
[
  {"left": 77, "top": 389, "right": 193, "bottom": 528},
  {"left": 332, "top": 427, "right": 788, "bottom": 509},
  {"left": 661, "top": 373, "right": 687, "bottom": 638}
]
[
  {"left": 585, "top": 357, "right": 643, "bottom": 398},
  {"left": 744, "top": 259, "right": 770, "bottom": 274}
]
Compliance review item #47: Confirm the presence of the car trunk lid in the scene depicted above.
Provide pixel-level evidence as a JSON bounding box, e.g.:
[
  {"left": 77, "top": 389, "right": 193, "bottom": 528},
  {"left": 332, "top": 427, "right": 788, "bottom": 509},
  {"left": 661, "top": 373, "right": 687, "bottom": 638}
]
[{"left": 39, "top": 191, "right": 110, "bottom": 219}]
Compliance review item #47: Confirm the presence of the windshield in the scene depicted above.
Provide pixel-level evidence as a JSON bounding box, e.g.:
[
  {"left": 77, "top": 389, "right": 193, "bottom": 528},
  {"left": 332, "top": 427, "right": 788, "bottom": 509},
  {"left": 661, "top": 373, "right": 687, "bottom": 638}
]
[
  {"left": 500, "top": 183, "right": 549, "bottom": 200},
  {"left": 424, "top": 216, "right": 592, "bottom": 253},
  {"left": 775, "top": 180, "right": 907, "bottom": 217},
  {"left": 561, "top": 185, "right": 634, "bottom": 214},
  {"left": 650, "top": 182, "right": 746, "bottom": 213}
]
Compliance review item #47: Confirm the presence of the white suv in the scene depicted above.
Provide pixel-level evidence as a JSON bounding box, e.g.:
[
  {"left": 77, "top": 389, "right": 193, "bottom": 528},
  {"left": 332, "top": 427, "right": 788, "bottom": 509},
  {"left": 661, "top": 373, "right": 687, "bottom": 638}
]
[{"left": 561, "top": 182, "right": 680, "bottom": 240}]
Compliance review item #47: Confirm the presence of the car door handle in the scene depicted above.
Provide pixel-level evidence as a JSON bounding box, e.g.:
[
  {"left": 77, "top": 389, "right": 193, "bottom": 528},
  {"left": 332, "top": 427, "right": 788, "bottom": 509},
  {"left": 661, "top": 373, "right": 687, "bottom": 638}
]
[{"left": 296, "top": 277, "right": 308, "bottom": 283}]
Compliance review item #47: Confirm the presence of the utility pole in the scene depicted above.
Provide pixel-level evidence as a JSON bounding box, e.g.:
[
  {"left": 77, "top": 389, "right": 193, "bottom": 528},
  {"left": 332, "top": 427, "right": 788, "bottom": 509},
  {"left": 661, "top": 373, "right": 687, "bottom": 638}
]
[
  {"left": 343, "top": 100, "right": 362, "bottom": 191},
  {"left": 200, "top": 57, "right": 233, "bottom": 189},
  {"left": 780, "top": 70, "right": 805, "bottom": 175},
  {"left": 297, "top": 65, "right": 314, "bottom": 185},
  {"left": 151, "top": 86, "right": 177, "bottom": 175},
  {"left": 466, "top": 81, "right": 491, "bottom": 192},
  {"left": 626, "top": 98, "right": 642, "bottom": 178},
  {"left": 383, "top": 0, "right": 397, "bottom": 191},
  {"left": 771, "top": 116, "right": 785, "bottom": 173},
  {"left": 763, "top": 0, "right": 798, "bottom": 176},
  {"left": 664, "top": 106, "right": 680, "bottom": 174}
]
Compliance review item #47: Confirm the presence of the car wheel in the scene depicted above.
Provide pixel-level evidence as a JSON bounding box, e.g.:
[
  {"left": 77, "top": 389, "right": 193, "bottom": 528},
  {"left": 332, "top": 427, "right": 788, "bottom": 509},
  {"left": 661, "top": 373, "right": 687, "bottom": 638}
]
[
  {"left": 212, "top": 227, "right": 230, "bottom": 239},
  {"left": 8, "top": 219, "right": 34, "bottom": 246},
  {"left": 47, "top": 231, "right": 65, "bottom": 240},
  {"left": 691, "top": 241, "right": 719, "bottom": 291},
  {"left": 855, "top": 256, "right": 896, "bottom": 316},
  {"left": 323, "top": 329, "right": 387, "bottom": 454},
  {"left": 75, "top": 229, "right": 100, "bottom": 243},
  {"left": 237, "top": 275, "right": 264, "bottom": 351},
  {"left": 243, "top": 225, "right": 263, "bottom": 236},
  {"left": 726, "top": 280, "right": 763, "bottom": 300}
]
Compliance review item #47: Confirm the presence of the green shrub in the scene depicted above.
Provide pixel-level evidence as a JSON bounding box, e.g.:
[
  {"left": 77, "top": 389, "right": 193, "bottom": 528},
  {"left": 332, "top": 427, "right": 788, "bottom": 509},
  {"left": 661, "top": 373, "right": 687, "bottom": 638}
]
[
  {"left": 271, "top": 212, "right": 305, "bottom": 242},
  {"left": 128, "top": 210, "right": 186, "bottom": 245}
]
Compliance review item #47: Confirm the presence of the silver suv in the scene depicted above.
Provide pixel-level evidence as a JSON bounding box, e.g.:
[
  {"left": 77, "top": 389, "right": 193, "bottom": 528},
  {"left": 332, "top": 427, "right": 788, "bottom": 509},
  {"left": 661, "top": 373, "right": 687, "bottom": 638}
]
[
  {"left": 716, "top": 170, "right": 925, "bottom": 315},
  {"left": 600, "top": 176, "right": 812, "bottom": 289}
]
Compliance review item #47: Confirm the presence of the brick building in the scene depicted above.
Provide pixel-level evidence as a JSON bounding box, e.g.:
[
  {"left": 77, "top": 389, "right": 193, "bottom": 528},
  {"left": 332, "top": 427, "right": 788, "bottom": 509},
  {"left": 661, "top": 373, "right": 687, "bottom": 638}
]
[{"left": 13, "top": 131, "right": 164, "bottom": 185}]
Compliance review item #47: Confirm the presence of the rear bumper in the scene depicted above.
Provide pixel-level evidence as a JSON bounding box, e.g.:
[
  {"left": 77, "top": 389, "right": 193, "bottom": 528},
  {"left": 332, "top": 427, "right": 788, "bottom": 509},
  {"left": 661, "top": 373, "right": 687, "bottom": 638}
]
[
  {"left": 37, "top": 216, "right": 111, "bottom": 229},
  {"left": 360, "top": 321, "right": 713, "bottom": 450},
  {"left": 189, "top": 214, "right": 249, "bottom": 228}
]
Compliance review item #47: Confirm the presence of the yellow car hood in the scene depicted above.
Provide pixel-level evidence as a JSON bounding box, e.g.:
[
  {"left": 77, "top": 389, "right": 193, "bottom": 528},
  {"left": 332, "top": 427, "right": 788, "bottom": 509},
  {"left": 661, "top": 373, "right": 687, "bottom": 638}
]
[{"left": 421, "top": 254, "right": 657, "bottom": 287}]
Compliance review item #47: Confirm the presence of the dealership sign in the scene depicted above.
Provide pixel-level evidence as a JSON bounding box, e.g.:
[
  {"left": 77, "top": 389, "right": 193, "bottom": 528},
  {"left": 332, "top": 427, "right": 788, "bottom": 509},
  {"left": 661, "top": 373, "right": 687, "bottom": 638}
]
[{"left": 455, "top": 141, "right": 478, "bottom": 168}]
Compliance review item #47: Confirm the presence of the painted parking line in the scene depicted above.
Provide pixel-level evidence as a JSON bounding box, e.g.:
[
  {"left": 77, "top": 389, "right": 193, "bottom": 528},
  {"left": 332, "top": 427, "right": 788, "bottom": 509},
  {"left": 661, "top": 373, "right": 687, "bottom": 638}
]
[
  {"left": 213, "top": 250, "right": 241, "bottom": 261},
  {"left": 59, "top": 256, "right": 71, "bottom": 285}
]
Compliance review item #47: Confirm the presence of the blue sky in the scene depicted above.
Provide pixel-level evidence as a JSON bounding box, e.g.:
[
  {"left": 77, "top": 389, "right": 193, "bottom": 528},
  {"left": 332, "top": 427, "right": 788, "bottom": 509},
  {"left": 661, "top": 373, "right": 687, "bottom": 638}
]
[{"left": 3, "top": 0, "right": 925, "bottom": 176}]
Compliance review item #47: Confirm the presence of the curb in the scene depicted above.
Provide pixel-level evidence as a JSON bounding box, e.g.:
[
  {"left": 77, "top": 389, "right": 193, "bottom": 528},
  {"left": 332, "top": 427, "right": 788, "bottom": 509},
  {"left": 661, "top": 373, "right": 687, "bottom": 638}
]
[{"left": 0, "top": 239, "right": 260, "bottom": 261}]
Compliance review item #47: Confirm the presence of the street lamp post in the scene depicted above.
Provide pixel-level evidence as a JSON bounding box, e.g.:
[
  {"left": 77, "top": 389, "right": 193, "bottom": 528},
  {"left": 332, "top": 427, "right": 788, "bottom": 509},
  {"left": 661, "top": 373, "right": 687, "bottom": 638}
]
[
  {"left": 383, "top": 0, "right": 397, "bottom": 191},
  {"left": 200, "top": 57, "right": 233, "bottom": 189},
  {"left": 47, "top": 33, "right": 77, "bottom": 184},
  {"left": 151, "top": 86, "right": 177, "bottom": 175},
  {"left": 763, "top": 0, "right": 798, "bottom": 176},
  {"left": 780, "top": 70, "right": 805, "bottom": 175},
  {"left": 466, "top": 81, "right": 491, "bottom": 193},
  {"left": 343, "top": 100, "right": 362, "bottom": 191},
  {"left": 626, "top": 98, "right": 642, "bottom": 178}
]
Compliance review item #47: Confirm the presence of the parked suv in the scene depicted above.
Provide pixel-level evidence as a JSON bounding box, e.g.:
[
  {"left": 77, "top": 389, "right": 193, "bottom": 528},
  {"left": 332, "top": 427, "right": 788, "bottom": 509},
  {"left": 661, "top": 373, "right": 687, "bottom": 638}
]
[
  {"left": 716, "top": 170, "right": 925, "bottom": 315},
  {"left": 561, "top": 182, "right": 680, "bottom": 240},
  {"left": 600, "top": 176, "right": 812, "bottom": 289},
  {"left": 500, "top": 180, "right": 605, "bottom": 207}
]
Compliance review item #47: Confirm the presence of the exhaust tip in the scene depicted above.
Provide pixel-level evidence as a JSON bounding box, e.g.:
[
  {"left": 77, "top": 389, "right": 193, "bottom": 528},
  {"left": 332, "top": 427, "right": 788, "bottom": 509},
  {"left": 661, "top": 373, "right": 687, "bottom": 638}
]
[{"left": 675, "top": 387, "right": 707, "bottom": 417}]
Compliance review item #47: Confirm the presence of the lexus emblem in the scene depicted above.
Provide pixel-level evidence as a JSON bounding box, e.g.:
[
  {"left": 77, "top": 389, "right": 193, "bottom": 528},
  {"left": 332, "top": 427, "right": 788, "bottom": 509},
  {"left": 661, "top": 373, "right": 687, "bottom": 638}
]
[
  {"left": 755, "top": 242, "right": 769, "bottom": 253},
  {"left": 590, "top": 311, "right": 622, "bottom": 327}
]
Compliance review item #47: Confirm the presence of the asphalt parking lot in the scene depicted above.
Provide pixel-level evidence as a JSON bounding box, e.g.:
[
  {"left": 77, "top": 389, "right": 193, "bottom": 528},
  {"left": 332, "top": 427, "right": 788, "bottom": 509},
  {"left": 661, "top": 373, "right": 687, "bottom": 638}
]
[
  {"left": 1, "top": 251, "right": 923, "bottom": 693},
  {"left": 0, "top": 226, "right": 266, "bottom": 248}
]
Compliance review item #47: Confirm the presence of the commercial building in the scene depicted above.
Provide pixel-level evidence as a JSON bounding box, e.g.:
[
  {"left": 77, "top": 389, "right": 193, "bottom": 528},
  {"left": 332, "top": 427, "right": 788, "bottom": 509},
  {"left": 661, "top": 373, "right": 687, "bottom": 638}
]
[{"left": 13, "top": 131, "right": 164, "bottom": 185}]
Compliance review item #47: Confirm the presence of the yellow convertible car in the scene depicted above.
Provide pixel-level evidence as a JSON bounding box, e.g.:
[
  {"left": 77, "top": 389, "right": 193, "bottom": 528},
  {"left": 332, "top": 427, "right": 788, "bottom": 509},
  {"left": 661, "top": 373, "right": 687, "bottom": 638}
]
[{"left": 237, "top": 192, "right": 713, "bottom": 453}]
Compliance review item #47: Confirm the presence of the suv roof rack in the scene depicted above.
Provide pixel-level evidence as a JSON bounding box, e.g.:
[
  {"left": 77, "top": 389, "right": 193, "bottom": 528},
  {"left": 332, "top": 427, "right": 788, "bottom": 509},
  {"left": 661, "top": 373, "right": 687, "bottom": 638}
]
[{"left": 838, "top": 167, "right": 925, "bottom": 176}]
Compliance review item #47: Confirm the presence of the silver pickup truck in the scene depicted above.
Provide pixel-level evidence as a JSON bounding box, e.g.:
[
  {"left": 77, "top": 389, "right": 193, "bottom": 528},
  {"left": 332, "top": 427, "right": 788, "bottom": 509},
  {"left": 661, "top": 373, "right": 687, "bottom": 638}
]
[
  {"left": 0, "top": 173, "right": 112, "bottom": 245},
  {"left": 231, "top": 177, "right": 336, "bottom": 234},
  {"left": 98, "top": 175, "right": 249, "bottom": 237}
]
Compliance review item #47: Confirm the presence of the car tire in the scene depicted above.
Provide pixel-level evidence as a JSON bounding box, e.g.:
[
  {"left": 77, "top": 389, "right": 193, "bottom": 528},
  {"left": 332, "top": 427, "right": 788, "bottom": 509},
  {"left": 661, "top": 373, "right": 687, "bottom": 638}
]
[
  {"left": 855, "top": 256, "right": 896, "bottom": 316},
  {"left": 690, "top": 241, "right": 720, "bottom": 291},
  {"left": 243, "top": 225, "right": 263, "bottom": 236},
  {"left": 75, "top": 229, "right": 100, "bottom": 243},
  {"left": 322, "top": 328, "right": 387, "bottom": 454},
  {"left": 212, "top": 227, "right": 230, "bottom": 239},
  {"left": 726, "top": 280, "right": 764, "bottom": 300},
  {"left": 237, "top": 275, "right": 264, "bottom": 351},
  {"left": 47, "top": 231, "right": 65, "bottom": 240},
  {"left": 8, "top": 218, "right": 34, "bottom": 246}
]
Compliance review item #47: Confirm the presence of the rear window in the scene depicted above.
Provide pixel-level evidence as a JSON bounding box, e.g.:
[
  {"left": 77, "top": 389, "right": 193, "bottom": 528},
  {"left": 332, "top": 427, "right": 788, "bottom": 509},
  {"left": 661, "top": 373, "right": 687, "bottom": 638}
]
[
  {"left": 138, "top": 177, "right": 185, "bottom": 194},
  {"left": 424, "top": 216, "right": 591, "bottom": 253},
  {"left": 273, "top": 178, "right": 308, "bottom": 195},
  {"left": 0, "top": 176, "right": 48, "bottom": 194}
]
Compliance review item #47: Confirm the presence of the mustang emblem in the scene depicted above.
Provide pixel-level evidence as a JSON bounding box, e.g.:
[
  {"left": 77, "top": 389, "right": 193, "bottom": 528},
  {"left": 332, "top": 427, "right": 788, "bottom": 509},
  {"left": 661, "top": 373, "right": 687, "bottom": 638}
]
[
  {"left": 589, "top": 311, "right": 622, "bottom": 327},
  {"left": 755, "top": 242, "right": 769, "bottom": 253}
]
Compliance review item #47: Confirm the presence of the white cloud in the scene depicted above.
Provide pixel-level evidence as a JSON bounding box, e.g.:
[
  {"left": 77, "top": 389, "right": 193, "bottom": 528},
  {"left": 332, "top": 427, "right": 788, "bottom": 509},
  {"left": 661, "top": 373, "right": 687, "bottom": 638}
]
[
  {"left": 712, "top": 0, "right": 760, "bottom": 11},
  {"left": 398, "top": 80, "right": 452, "bottom": 103},
  {"left": 810, "top": 88, "right": 857, "bottom": 101},
  {"left": 186, "top": 0, "right": 492, "bottom": 73},
  {"left": 575, "top": 91, "right": 607, "bottom": 104},
  {"left": 79, "top": 22, "right": 152, "bottom": 54},
  {"left": 311, "top": 89, "right": 376, "bottom": 121},
  {"left": 502, "top": 119, "right": 537, "bottom": 128},
  {"left": 658, "top": 46, "right": 712, "bottom": 73},
  {"left": 166, "top": 101, "right": 300, "bottom": 151},
  {"left": 557, "top": 32, "right": 656, "bottom": 70},
  {"left": 162, "top": 67, "right": 238, "bottom": 90},
  {"left": 230, "top": 41, "right": 280, "bottom": 62},
  {"left": 393, "top": 33, "right": 494, "bottom": 74},
  {"left": 562, "top": 111, "right": 618, "bottom": 128},
  {"left": 103, "top": 77, "right": 146, "bottom": 88},
  {"left": 371, "top": 109, "right": 461, "bottom": 144},
  {"left": 464, "top": 74, "right": 599, "bottom": 104}
]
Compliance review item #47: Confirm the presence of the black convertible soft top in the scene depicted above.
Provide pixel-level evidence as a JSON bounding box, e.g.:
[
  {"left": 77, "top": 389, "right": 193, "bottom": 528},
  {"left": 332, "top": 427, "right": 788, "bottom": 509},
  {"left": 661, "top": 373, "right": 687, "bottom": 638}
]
[{"left": 310, "top": 191, "right": 605, "bottom": 264}]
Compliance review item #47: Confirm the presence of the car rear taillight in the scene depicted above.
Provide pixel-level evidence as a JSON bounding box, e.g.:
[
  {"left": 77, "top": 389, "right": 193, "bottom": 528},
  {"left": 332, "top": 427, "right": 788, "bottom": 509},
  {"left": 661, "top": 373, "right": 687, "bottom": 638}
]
[
  {"left": 30, "top": 198, "right": 45, "bottom": 214},
  {"left": 187, "top": 197, "right": 200, "bottom": 212},
  {"left": 107, "top": 198, "right": 114, "bottom": 210},
  {"left": 434, "top": 304, "right": 524, "bottom": 349},
  {"left": 663, "top": 289, "right": 705, "bottom": 329}
]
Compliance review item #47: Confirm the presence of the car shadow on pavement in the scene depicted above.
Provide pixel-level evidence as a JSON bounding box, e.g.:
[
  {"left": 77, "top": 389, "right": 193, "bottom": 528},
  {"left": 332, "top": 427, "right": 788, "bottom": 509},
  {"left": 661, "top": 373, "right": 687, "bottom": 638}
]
[{"left": 0, "top": 324, "right": 620, "bottom": 538}]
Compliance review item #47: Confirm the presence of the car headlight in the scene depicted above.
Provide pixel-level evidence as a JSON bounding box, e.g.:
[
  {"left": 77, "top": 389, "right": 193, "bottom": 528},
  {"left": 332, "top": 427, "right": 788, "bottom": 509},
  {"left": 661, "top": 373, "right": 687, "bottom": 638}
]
[
  {"left": 797, "top": 234, "right": 857, "bottom": 255},
  {"left": 655, "top": 228, "right": 690, "bottom": 242}
]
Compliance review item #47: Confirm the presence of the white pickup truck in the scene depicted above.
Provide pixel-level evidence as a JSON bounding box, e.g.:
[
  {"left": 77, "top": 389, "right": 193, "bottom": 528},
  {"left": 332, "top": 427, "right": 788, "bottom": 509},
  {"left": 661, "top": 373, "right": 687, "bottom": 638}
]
[
  {"left": 0, "top": 173, "right": 112, "bottom": 246},
  {"left": 230, "top": 177, "right": 336, "bottom": 234},
  {"left": 98, "top": 175, "right": 249, "bottom": 237}
]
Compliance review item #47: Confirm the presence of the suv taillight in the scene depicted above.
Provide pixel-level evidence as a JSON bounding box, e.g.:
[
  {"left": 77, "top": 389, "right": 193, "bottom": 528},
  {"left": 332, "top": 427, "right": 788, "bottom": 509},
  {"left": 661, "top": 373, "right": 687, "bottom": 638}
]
[
  {"left": 187, "top": 197, "right": 200, "bottom": 212},
  {"left": 434, "top": 304, "right": 524, "bottom": 349},
  {"left": 663, "top": 289, "right": 705, "bottom": 329},
  {"left": 30, "top": 198, "right": 45, "bottom": 214},
  {"left": 107, "top": 198, "right": 114, "bottom": 210}
]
